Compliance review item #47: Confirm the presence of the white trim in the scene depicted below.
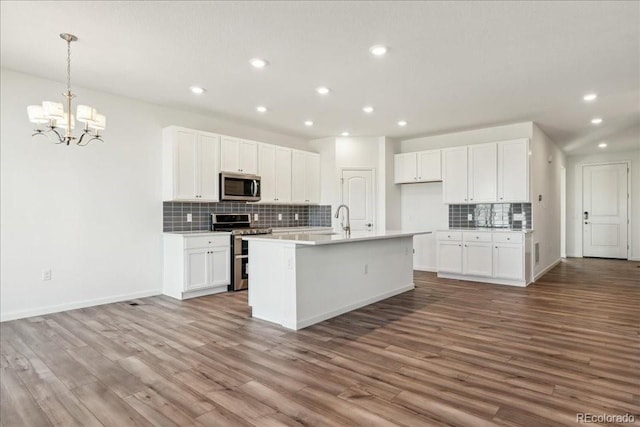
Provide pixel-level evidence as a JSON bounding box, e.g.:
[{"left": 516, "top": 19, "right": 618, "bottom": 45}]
[
  {"left": 565, "top": 253, "right": 582, "bottom": 258},
  {"left": 630, "top": 257, "right": 640, "bottom": 261},
  {"left": 0, "top": 289, "right": 162, "bottom": 322},
  {"left": 580, "top": 160, "right": 631, "bottom": 260},
  {"left": 414, "top": 266, "right": 437, "bottom": 272},
  {"left": 438, "top": 273, "right": 527, "bottom": 287},
  {"left": 292, "top": 283, "right": 415, "bottom": 330},
  {"left": 533, "top": 258, "right": 562, "bottom": 282}
]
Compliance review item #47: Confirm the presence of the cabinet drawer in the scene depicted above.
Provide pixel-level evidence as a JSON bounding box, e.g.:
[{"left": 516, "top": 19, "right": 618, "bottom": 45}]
[
  {"left": 463, "top": 232, "right": 492, "bottom": 243},
  {"left": 184, "top": 235, "right": 230, "bottom": 249},
  {"left": 436, "top": 231, "right": 462, "bottom": 241},
  {"left": 493, "top": 232, "right": 523, "bottom": 244}
]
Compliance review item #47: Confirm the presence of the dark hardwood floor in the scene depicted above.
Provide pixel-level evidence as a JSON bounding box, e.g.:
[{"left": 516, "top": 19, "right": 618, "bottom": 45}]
[{"left": 1, "top": 258, "right": 639, "bottom": 426}]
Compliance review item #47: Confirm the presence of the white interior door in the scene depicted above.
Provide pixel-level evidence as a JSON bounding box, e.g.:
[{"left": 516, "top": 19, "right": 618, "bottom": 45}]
[
  {"left": 583, "top": 163, "right": 628, "bottom": 259},
  {"left": 341, "top": 169, "right": 374, "bottom": 232}
]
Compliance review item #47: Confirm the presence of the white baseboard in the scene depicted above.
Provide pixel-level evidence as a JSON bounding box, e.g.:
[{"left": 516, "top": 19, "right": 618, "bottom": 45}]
[
  {"left": 630, "top": 257, "right": 640, "bottom": 261},
  {"left": 292, "top": 283, "right": 415, "bottom": 330},
  {"left": 565, "top": 253, "right": 582, "bottom": 258},
  {"left": 414, "top": 265, "right": 437, "bottom": 272},
  {"left": 533, "top": 258, "right": 562, "bottom": 282},
  {"left": 1, "top": 289, "right": 162, "bottom": 322}
]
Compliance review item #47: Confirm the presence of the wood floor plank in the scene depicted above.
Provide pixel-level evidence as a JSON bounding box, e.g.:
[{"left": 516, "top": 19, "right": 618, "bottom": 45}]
[{"left": 1, "top": 258, "right": 638, "bottom": 427}]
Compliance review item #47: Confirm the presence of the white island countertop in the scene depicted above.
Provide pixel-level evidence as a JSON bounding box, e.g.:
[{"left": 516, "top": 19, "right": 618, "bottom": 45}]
[{"left": 243, "top": 230, "right": 431, "bottom": 245}]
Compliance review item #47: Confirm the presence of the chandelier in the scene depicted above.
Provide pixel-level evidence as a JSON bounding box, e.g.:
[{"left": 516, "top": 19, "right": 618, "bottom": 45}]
[{"left": 27, "top": 33, "right": 106, "bottom": 146}]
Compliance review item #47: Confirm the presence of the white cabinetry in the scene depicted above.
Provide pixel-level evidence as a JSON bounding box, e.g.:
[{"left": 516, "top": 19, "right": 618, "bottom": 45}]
[
  {"left": 442, "top": 147, "right": 469, "bottom": 203},
  {"left": 436, "top": 230, "right": 530, "bottom": 286},
  {"left": 162, "top": 126, "right": 220, "bottom": 202},
  {"left": 498, "top": 138, "right": 529, "bottom": 202},
  {"left": 292, "top": 150, "right": 320, "bottom": 204},
  {"left": 394, "top": 150, "right": 441, "bottom": 184},
  {"left": 220, "top": 136, "right": 258, "bottom": 174},
  {"left": 163, "top": 233, "right": 231, "bottom": 300},
  {"left": 468, "top": 143, "right": 497, "bottom": 203},
  {"left": 258, "top": 144, "right": 292, "bottom": 203}
]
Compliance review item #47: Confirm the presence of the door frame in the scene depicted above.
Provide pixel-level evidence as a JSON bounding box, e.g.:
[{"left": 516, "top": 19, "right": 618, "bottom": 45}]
[
  {"left": 580, "top": 161, "right": 630, "bottom": 260},
  {"left": 340, "top": 167, "right": 376, "bottom": 232}
]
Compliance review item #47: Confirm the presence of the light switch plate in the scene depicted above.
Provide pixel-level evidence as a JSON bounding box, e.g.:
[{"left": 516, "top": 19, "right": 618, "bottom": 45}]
[
  {"left": 467, "top": 214, "right": 473, "bottom": 221},
  {"left": 186, "top": 213, "right": 192, "bottom": 222},
  {"left": 254, "top": 213, "right": 259, "bottom": 221},
  {"left": 294, "top": 213, "right": 299, "bottom": 221},
  {"left": 513, "top": 213, "right": 525, "bottom": 221},
  {"left": 278, "top": 213, "right": 283, "bottom": 221}
]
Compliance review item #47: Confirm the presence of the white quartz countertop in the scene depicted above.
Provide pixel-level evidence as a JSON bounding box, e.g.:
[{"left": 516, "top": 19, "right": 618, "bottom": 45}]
[
  {"left": 243, "top": 230, "right": 431, "bottom": 245},
  {"left": 440, "top": 228, "right": 534, "bottom": 234},
  {"left": 271, "top": 226, "right": 333, "bottom": 233},
  {"left": 163, "top": 231, "right": 231, "bottom": 236}
]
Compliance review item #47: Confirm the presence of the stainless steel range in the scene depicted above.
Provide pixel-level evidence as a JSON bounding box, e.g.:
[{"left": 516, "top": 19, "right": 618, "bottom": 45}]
[{"left": 211, "top": 213, "right": 272, "bottom": 291}]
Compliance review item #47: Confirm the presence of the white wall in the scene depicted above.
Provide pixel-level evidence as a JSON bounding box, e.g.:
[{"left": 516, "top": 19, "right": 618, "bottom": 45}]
[
  {"left": 381, "top": 138, "right": 402, "bottom": 230},
  {"left": 0, "top": 69, "right": 308, "bottom": 321},
  {"left": 531, "top": 124, "right": 566, "bottom": 278},
  {"left": 566, "top": 148, "right": 640, "bottom": 260}
]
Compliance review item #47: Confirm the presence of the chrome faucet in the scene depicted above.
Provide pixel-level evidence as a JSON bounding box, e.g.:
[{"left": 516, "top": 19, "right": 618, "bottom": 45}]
[{"left": 334, "top": 204, "right": 351, "bottom": 235}]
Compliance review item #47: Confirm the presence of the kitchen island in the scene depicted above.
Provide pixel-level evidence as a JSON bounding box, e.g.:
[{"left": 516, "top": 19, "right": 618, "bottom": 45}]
[{"left": 243, "top": 230, "right": 431, "bottom": 330}]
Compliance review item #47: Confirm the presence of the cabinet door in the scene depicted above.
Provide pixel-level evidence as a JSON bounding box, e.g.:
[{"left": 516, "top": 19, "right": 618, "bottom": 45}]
[
  {"left": 442, "top": 147, "right": 468, "bottom": 203},
  {"left": 173, "top": 129, "right": 198, "bottom": 200},
  {"left": 239, "top": 140, "right": 258, "bottom": 174},
  {"left": 463, "top": 242, "right": 493, "bottom": 277},
  {"left": 198, "top": 133, "right": 220, "bottom": 201},
  {"left": 291, "top": 150, "right": 306, "bottom": 203},
  {"left": 220, "top": 137, "right": 240, "bottom": 173},
  {"left": 493, "top": 244, "right": 524, "bottom": 280},
  {"left": 275, "top": 147, "right": 292, "bottom": 202},
  {"left": 185, "top": 248, "right": 210, "bottom": 291},
  {"left": 498, "top": 139, "right": 529, "bottom": 202},
  {"left": 258, "top": 144, "right": 276, "bottom": 202},
  {"left": 437, "top": 241, "right": 463, "bottom": 273},
  {"left": 394, "top": 153, "right": 417, "bottom": 183},
  {"left": 209, "top": 246, "right": 231, "bottom": 287},
  {"left": 305, "top": 153, "right": 320, "bottom": 203},
  {"left": 468, "top": 143, "right": 497, "bottom": 203},
  {"left": 416, "top": 150, "right": 441, "bottom": 182}
]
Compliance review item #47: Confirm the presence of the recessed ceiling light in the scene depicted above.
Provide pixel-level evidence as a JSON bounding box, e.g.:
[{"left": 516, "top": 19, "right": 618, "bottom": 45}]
[
  {"left": 256, "top": 105, "right": 268, "bottom": 113},
  {"left": 341, "top": 131, "right": 350, "bottom": 137},
  {"left": 591, "top": 117, "right": 603, "bottom": 125},
  {"left": 249, "top": 58, "right": 269, "bottom": 69},
  {"left": 304, "top": 120, "right": 313, "bottom": 126},
  {"left": 362, "top": 106, "right": 374, "bottom": 114},
  {"left": 598, "top": 142, "right": 607, "bottom": 148},
  {"left": 316, "top": 86, "right": 330, "bottom": 95},
  {"left": 583, "top": 93, "right": 597, "bottom": 102},
  {"left": 397, "top": 120, "right": 407, "bottom": 127},
  {"left": 190, "top": 86, "right": 205, "bottom": 95},
  {"left": 369, "top": 45, "right": 388, "bottom": 56}
]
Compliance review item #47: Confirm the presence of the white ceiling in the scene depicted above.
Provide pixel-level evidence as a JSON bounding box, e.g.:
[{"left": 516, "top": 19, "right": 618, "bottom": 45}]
[{"left": 1, "top": 1, "right": 639, "bottom": 155}]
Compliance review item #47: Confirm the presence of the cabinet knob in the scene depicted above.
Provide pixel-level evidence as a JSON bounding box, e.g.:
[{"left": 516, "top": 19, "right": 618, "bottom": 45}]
[
  {"left": 447, "top": 235, "right": 451, "bottom": 238},
  {"left": 476, "top": 236, "right": 479, "bottom": 239},
  {"left": 418, "top": 177, "right": 422, "bottom": 179},
  {"left": 500, "top": 197, "right": 503, "bottom": 200},
  {"left": 507, "top": 238, "right": 510, "bottom": 241},
  {"left": 495, "top": 246, "right": 498, "bottom": 249}
]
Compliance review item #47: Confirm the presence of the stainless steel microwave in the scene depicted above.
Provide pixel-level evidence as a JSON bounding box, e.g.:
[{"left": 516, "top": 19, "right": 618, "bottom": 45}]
[{"left": 220, "top": 172, "right": 261, "bottom": 202}]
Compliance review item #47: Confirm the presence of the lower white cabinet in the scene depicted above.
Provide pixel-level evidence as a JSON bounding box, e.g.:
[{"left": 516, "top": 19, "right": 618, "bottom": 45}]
[
  {"left": 436, "top": 230, "right": 531, "bottom": 286},
  {"left": 163, "top": 233, "right": 231, "bottom": 299}
]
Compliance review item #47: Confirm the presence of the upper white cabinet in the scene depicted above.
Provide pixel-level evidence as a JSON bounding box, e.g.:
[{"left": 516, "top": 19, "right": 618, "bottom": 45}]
[
  {"left": 292, "top": 150, "right": 320, "bottom": 204},
  {"left": 163, "top": 126, "right": 220, "bottom": 202},
  {"left": 468, "top": 143, "right": 497, "bottom": 203},
  {"left": 498, "top": 139, "right": 529, "bottom": 202},
  {"left": 394, "top": 150, "right": 441, "bottom": 184},
  {"left": 258, "top": 144, "right": 292, "bottom": 203},
  {"left": 220, "top": 136, "right": 258, "bottom": 174},
  {"left": 442, "top": 139, "right": 529, "bottom": 204},
  {"left": 442, "top": 146, "right": 469, "bottom": 203}
]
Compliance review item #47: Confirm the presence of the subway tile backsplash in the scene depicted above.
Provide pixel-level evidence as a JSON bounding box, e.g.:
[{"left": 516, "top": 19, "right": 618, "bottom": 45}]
[
  {"left": 449, "top": 203, "right": 532, "bottom": 229},
  {"left": 163, "top": 202, "right": 332, "bottom": 232}
]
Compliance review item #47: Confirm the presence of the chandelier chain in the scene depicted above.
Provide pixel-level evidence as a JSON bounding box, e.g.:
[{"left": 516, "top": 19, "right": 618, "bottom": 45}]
[{"left": 66, "top": 39, "right": 71, "bottom": 92}]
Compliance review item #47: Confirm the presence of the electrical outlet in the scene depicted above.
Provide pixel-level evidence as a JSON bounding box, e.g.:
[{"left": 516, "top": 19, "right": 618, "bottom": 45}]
[
  {"left": 278, "top": 213, "right": 283, "bottom": 221},
  {"left": 254, "top": 213, "right": 259, "bottom": 221},
  {"left": 513, "top": 213, "right": 525, "bottom": 221},
  {"left": 467, "top": 214, "right": 473, "bottom": 221},
  {"left": 186, "top": 213, "right": 192, "bottom": 222},
  {"left": 42, "top": 269, "right": 52, "bottom": 281},
  {"left": 294, "top": 213, "right": 299, "bottom": 221}
]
